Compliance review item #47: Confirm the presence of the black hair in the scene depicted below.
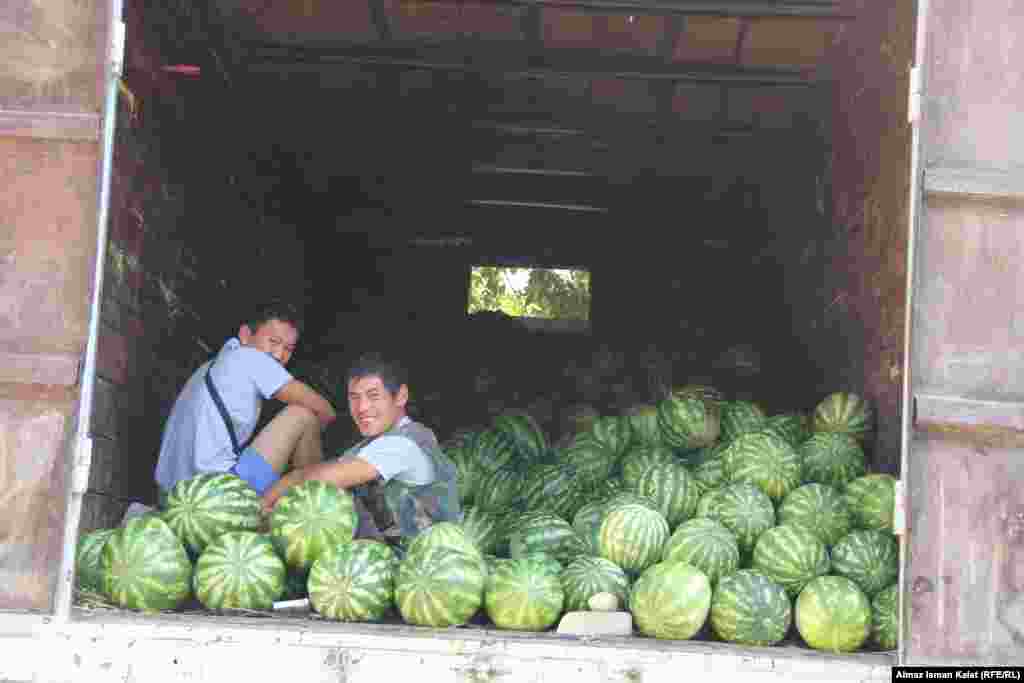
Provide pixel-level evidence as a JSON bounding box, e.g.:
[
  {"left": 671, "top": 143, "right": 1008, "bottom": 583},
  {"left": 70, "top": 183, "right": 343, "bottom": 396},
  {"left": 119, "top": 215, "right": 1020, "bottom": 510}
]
[
  {"left": 244, "top": 300, "right": 304, "bottom": 336},
  {"left": 346, "top": 352, "right": 408, "bottom": 396}
]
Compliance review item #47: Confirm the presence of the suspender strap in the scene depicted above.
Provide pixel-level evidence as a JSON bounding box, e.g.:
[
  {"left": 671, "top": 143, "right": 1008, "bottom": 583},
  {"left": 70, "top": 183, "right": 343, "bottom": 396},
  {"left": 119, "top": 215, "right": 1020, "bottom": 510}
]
[{"left": 204, "top": 358, "right": 250, "bottom": 456}]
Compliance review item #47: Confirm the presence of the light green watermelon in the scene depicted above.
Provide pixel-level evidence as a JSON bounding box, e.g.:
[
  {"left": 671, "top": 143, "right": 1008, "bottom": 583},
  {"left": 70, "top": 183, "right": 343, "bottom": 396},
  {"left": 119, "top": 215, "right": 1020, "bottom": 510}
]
[
  {"left": 162, "top": 473, "right": 263, "bottom": 557},
  {"left": 871, "top": 583, "right": 899, "bottom": 650},
  {"left": 800, "top": 433, "right": 866, "bottom": 489},
  {"left": 751, "top": 523, "right": 830, "bottom": 599},
  {"left": 844, "top": 474, "right": 897, "bottom": 533},
  {"left": 308, "top": 539, "right": 397, "bottom": 621},
  {"left": 830, "top": 529, "right": 899, "bottom": 598},
  {"left": 661, "top": 518, "right": 740, "bottom": 588},
  {"left": 691, "top": 456, "right": 728, "bottom": 496},
  {"left": 630, "top": 560, "right": 712, "bottom": 640},
  {"left": 395, "top": 547, "right": 485, "bottom": 627},
  {"left": 268, "top": 480, "right": 358, "bottom": 573},
  {"left": 192, "top": 531, "right": 286, "bottom": 610},
  {"left": 484, "top": 556, "right": 565, "bottom": 631},
  {"left": 597, "top": 503, "right": 670, "bottom": 576},
  {"left": 795, "top": 575, "right": 872, "bottom": 653},
  {"left": 699, "top": 483, "right": 776, "bottom": 560},
  {"left": 813, "top": 392, "right": 873, "bottom": 443},
  {"left": 559, "top": 556, "right": 630, "bottom": 612},
  {"left": 76, "top": 528, "right": 117, "bottom": 593},
  {"left": 459, "top": 506, "right": 507, "bottom": 556},
  {"left": 619, "top": 444, "right": 675, "bottom": 491},
  {"left": 722, "top": 431, "right": 802, "bottom": 503},
  {"left": 778, "top": 483, "right": 852, "bottom": 547},
  {"left": 719, "top": 400, "right": 767, "bottom": 442},
  {"left": 656, "top": 392, "right": 721, "bottom": 450},
  {"left": 635, "top": 460, "right": 700, "bottom": 529},
  {"left": 710, "top": 569, "right": 792, "bottom": 646},
  {"left": 101, "top": 516, "right": 192, "bottom": 612},
  {"left": 405, "top": 521, "right": 483, "bottom": 562},
  {"left": 508, "top": 512, "right": 587, "bottom": 565},
  {"left": 764, "top": 412, "right": 811, "bottom": 446}
]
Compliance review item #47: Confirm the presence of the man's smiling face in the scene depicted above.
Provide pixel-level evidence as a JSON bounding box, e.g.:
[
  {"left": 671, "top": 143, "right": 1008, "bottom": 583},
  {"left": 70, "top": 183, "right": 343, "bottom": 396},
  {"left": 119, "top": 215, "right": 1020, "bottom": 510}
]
[{"left": 348, "top": 374, "right": 408, "bottom": 437}]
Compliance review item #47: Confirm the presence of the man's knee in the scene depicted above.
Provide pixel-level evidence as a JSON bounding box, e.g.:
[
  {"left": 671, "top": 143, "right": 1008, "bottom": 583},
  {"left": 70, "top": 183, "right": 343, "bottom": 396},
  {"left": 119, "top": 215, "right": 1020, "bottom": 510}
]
[{"left": 280, "top": 404, "right": 318, "bottom": 429}]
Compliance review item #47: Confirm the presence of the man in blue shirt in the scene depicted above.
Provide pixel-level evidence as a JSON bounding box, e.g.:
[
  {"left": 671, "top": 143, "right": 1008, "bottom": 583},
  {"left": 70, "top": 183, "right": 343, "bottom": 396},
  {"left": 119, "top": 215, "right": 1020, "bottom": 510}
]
[{"left": 154, "top": 302, "right": 337, "bottom": 499}]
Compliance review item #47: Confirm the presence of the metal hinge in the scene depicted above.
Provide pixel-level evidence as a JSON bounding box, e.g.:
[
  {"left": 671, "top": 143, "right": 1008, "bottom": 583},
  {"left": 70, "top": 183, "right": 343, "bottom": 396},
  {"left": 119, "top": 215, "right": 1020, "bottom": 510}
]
[
  {"left": 893, "top": 479, "right": 906, "bottom": 535},
  {"left": 907, "top": 65, "right": 922, "bottom": 124},
  {"left": 71, "top": 434, "right": 94, "bottom": 495}
]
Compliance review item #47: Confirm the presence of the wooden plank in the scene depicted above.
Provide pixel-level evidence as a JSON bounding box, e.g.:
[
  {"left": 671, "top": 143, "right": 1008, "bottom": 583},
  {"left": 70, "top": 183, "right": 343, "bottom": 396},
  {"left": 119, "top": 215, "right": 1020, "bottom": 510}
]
[
  {"left": 925, "top": 165, "right": 1024, "bottom": 203},
  {"left": 0, "top": 109, "right": 101, "bottom": 142},
  {"left": 0, "top": 351, "right": 80, "bottom": 387}
]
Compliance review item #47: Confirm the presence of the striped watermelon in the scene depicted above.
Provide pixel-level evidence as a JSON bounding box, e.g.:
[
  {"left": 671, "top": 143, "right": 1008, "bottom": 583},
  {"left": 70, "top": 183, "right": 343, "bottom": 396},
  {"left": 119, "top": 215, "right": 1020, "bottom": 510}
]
[
  {"left": 673, "top": 384, "right": 726, "bottom": 407},
  {"left": 699, "top": 483, "right": 776, "bottom": 559},
  {"left": 562, "top": 432, "right": 616, "bottom": 488},
  {"left": 571, "top": 499, "right": 608, "bottom": 554},
  {"left": 719, "top": 400, "right": 767, "bottom": 442},
  {"left": 844, "top": 474, "right": 897, "bottom": 533},
  {"left": 710, "top": 569, "right": 792, "bottom": 646},
  {"left": 619, "top": 444, "right": 675, "bottom": 491},
  {"left": 763, "top": 412, "right": 811, "bottom": 447},
  {"left": 751, "top": 523, "right": 830, "bottom": 599},
  {"left": 162, "top": 473, "right": 263, "bottom": 557},
  {"left": 473, "top": 428, "right": 523, "bottom": 475},
  {"left": 484, "top": 556, "right": 565, "bottom": 631},
  {"left": 778, "top": 483, "right": 852, "bottom": 547},
  {"left": 597, "top": 503, "right": 670, "bottom": 576},
  {"left": 795, "top": 575, "right": 872, "bottom": 653},
  {"left": 395, "top": 547, "right": 485, "bottom": 627},
  {"left": 268, "top": 480, "right": 357, "bottom": 573},
  {"left": 308, "top": 539, "right": 397, "bottom": 621},
  {"left": 459, "top": 506, "right": 507, "bottom": 556},
  {"left": 473, "top": 466, "right": 527, "bottom": 513},
  {"left": 559, "top": 556, "right": 630, "bottom": 612},
  {"left": 635, "top": 461, "right": 700, "bottom": 529},
  {"left": 519, "top": 462, "right": 584, "bottom": 520},
  {"left": 101, "top": 516, "right": 192, "bottom": 612},
  {"left": 519, "top": 552, "right": 564, "bottom": 577},
  {"left": 656, "top": 392, "right": 721, "bottom": 450},
  {"left": 871, "top": 583, "right": 899, "bottom": 650},
  {"left": 813, "top": 392, "right": 873, "bottom": 443},
  {"left": 447, "top": 440, "right": 483, "bottom": 506},
  {"left": 603, "top": 491, "right": 659, "bottom": 514},
  {"left": 406, "top": 521, "right": 483, "bottom": 562},
  {"left": 492, "top": 411, "right": 548, "bottom": 461},
  {"left": 691, "top": 456, "right": 727, "bottom": 496},
  {"left": 630, "top": 560, "right": 712, "bottom": 640},
  {"left": 661, "top": 518, "right": 740, "bottom": 588},
  {"left": 192, "top": 531, "right": 286, "bottom": 610},
  {"left": 76, "top": 528, "right": 116, "bottom": 593},
  {"left": 589, "top": 477, "right": 626, "bottom": 500},
  {"left": 800, "top": 433, "right": 866, "bottom": 489},
  {"left": 722, "top": 431, "right": 802, "bottom": 503},
  {"left": 508, "top": 512, "right": 587, "bottom": 565},
  {"left": 830, "top": 529, "right": 899, "bottom": 598},
  {"left": 624, "top": 403, "right": 663, "bottom": 447},
  {"left": 589, "top": 415, "right": 633, "bottom": 461}
]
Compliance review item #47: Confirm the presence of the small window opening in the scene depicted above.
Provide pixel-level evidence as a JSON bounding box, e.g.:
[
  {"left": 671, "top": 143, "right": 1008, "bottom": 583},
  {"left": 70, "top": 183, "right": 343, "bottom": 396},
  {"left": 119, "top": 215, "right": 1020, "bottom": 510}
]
[{"left": 467, "top": 265, "right": 591, "bottom": 333}]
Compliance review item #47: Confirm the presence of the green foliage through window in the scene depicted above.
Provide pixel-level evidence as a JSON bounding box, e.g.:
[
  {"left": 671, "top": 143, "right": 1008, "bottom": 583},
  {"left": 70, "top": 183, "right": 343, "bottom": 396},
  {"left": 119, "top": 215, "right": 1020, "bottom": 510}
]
[{"left": 468, "top": 266, "right": 591, "bottom": 321}]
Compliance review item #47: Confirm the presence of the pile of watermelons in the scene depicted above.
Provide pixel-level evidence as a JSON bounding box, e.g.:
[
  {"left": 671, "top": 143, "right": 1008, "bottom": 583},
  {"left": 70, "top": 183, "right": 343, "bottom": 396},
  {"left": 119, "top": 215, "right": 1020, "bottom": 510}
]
[{"left": 75, "top": 387, "right": 898, "bottom": 654}]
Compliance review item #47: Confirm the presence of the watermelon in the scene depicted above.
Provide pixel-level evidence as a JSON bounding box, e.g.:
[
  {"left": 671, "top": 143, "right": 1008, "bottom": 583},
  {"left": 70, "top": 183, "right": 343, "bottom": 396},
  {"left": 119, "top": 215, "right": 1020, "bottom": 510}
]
[
  {"left": 619, "top": 444, "right": 675, "bottom": 491},
  {"left": 559, "top": 556, "right": 630, "bottom": 612},
  {"left": 447, "top": 441, "right": 482, "bottom": 506},
  {"left": 661, "top": 518, "right": 740, "bottom": 588},
  {"left": 603, "top": 491, "right": 659, "bottom": 514},
  {"left": 597, "top": 503, "right": 670, "bottom": 576},
  {"left": 656, "top": 392, "right": 721, "bottom": 450},
  {"left": 508, "top": 512, "right": 587, "bottom": 565},
  {"left": 589, "top": 477, "right": 626, "bottom": 500},
  {"left": 519, "top": 552, "right": 564, "bottom": 577},
  {"left": 101, "top": 516, "right": 192, "bottom": 612},
  {"left": 308, "top": 539, "right": 397, "bottom": 621},
  {"left": 395, "top": 547, "right": 485, "bottom": 627},
  {"left": 722, "top": 431, "right": 802, "bottom": 504},
  {"left": 192, "top": 531, "right": 286, "bottom": 610},
  {"left": 635, "top": 461, "right": 700, "bottom": 529},
  {"left": 751, "top": 523, "right": 831, "bottom": 599},
  {"left": 710, "top": 569, "right": 792, "bottom": 646},
  {"left": 492, "top": 411, "right": 548, "bottom": 462},
  {"left": 795, "top": 575, "right": 872, "bottom": 653},
  {"left": 813, "top": 392, "right": 873, "bottom": 443},
  {"left": 871, "top": 583, "right": 899, "bottom": 650},
  {"left": 571, "top": 500, "right": 608, "bottom": 554},
  {"left": 562, "top": 432, "right": 617, "bottom": 488},
  {"left": 800, "top": 433, "right": 866, "bottom": 489},
  {"left": 830, "top": 529, "right": 899, "bottom": 598},
  {"left": 719, "top": 400, "right": 767, "bottom": 442},
  {"left": 695, "top": 487, "right": 725, "bottom": 518},
  {"left": 844, "top": 474, "right": 897, "bottom": 533},
  {"left": 484, "top": 556, "right": 565, "bottom": 631},
  {"left": 624, "top": 403, "right": 663, "bottom": 447},
  {"left": 473, "top": 428, "right": 523, "bottom": 475},
  {"left": 630, "top": 561, "right": 712, "bottom": 640},
  {"left": 589, "top": 415, "right": 633, "bottom": 461},
  {"left": 763, "top": 412, "right": 811, "bottom": 446},
  {"left": 691, "top": 456, "right": 727, "bottom": 496},
  {"left": 162, "top": 473, "right": 263, "bottom": 557},
  {"left": 673, "top": 384, "right": 726, "bottom": 406},
  {"left": 519, "top": 462, "right": 584, "bottom": 520},
  {"left": 268, "top": 480, "right": 357, "bottom": 573},
  {"left": 459, "top": 506, "right": 506, "bottom": 556},
  {"left": 406, "top": 521, "right": 483, "bottom": 562},
  {"left": 76, "top": 528, "right": 116, "bottom": 593},
  {"left": 699, "top": 483, "right": 776, "bottom": 560},
  {"left": 778, "top": 483, "right": 852, "bottom": 547},
  {"left": 473, "top": 466, "right": 527, "bottom": 513}
]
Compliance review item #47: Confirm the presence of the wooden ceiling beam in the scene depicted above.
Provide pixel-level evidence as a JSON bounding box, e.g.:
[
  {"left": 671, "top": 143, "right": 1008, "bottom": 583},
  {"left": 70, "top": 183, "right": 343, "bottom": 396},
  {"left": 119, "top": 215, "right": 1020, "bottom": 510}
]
[{"left": 436, "top": 1, "right": 849, "bottom": 19}]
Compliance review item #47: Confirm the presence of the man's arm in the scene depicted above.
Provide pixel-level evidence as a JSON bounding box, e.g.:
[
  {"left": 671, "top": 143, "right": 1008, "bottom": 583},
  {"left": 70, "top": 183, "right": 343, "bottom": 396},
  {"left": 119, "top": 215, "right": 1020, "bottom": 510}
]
[
  {"left": 262, "top": 456, "right": 380, "bottom": 512},
  {"left": 272, "top": 379, "right": 337, "bottom": 428}
]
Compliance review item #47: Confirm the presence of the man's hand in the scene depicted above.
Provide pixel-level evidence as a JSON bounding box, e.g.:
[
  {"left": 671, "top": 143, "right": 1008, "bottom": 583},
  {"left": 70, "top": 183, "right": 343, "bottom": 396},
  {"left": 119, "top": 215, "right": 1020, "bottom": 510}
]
[{"left": 262, "top": 457, "right": 381, "bottom": 514}]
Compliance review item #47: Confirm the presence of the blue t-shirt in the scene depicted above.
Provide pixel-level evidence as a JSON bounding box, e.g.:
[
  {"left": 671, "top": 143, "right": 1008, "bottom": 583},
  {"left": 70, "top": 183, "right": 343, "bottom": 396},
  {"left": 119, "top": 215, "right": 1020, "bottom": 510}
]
[
  {"left": 154, "top": 338, "right": 292, "bottom": 492},
  {"left": 353, "top": 416, "right": 436, "bottom": 485}
]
